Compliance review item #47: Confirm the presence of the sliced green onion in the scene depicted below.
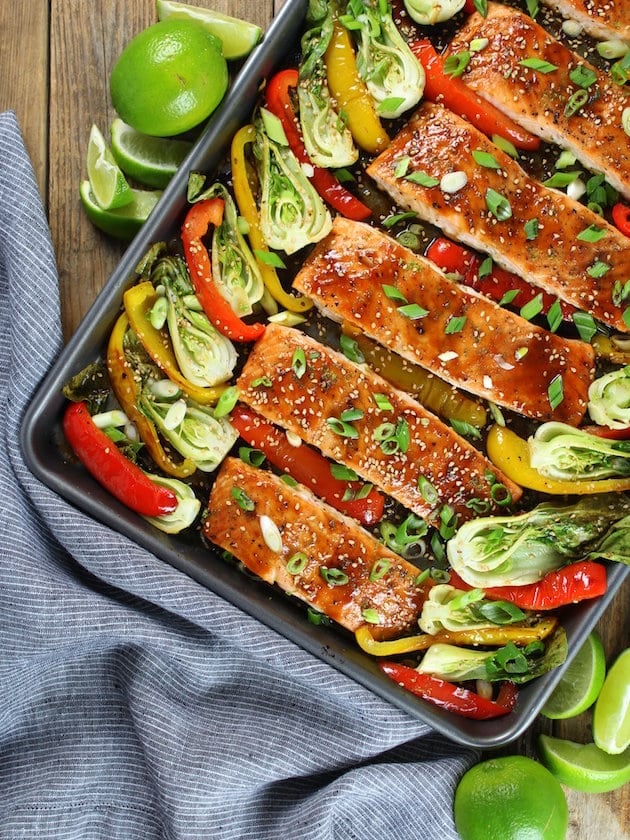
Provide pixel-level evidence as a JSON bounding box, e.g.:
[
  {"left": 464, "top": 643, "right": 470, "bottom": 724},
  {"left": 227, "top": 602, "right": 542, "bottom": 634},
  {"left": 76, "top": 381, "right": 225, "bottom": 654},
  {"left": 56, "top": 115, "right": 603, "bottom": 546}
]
[
  {"left": 382, "top": 284, "right": 408, "bottom": 303},
  {"left": 548, "top": 374, "right": 564, "bottom": 410},
  {"left": 588, "top": 260, "right": 611, "bottom": 278},
  {"left": 444, "top": 51, "right": 471, "bottom": 78},
  {"left": 485, "top": 188, "right": 512, "bottom": 220},
  {"left": 479, "top": 256, "right": 493, "bottom": 278},
  {"left": 546, "top": 299, "right": 563, "bottom": 333},
  {"left": 569, "top": 65, "right": 597, "bottom": 89},
  {"left": 339, "top": 333, "right": 365, "bottom": 364},
  {"left": 213, "top": 386, "right": 239, "bottom": 418},
  {"left": 383, "top": 211, "right": 417, "bottom": 228},
  {"left": 398, "top": 303, "right": 429, "bottom": 320},
  {"left": 501, "top": 288, "right": 521, "bottom": 304},
  {"left": 406, "top": 170, "right": 440, "bottom": 188},
  {"left": 291, "top": 347, "right": 307, "bottom": 379},
  {"left": 520, "top": 293, "right": 544, "bottom": 321},
  {"left": 238, "top": 446, "right": 265, "bottom": 467},
  {"left": 543, "top": 171, "right": 582, "bottom": 188},
  {"left": 369, "top": 558, "right": 391, "bottom": 582},
  {"left": 330, "top": 463, "right": 359, "bottom": 481},
  {"left": 231, "top": 486, "right": 255, "bottom": 512},
  {"left": 472, "top": 149, "right": 501, "bottom": 169},
  {"left": 450, "top": 418, "right": 482, "bottom": 439},
  {"left": 490, "top": 482, "right": 512, "bottom": 506},
  {"left": 564, "top": 89, "right": 589, "bottom": 118},
  {"left": 572, "top": 310, "right": 597, "bottom": 342},
  {"left": 320, "top": 566, "right": 349, "bottom": 586},
  {"left": 444, "top": 315, "right": 467, "bottom": 334},
  {"left": 394, "top": 156, "right": 411, "bottom": 178},
  {"left": 519, "top": 57, "right": 558, "bottom": 74},
  {"left": 418, "top": 475, "right": 439, "bottom": 505},
  {"left": 577, "top": 225, "right": 607, "bottom": 243},
  {"left": 286, "top": 552, "right": 308, "bottom": 575},
  {"left": 362, "top": 608, "right": 381, "bottom": 624},
  {"left": 524, "top": 218, "right": 539, "bottom": 240},
  {"left": 254, "top": 249, "right": 286, "bottom": 269},
  {"left": 492, "top": 135, "right": 518, "bottom": 158},
  {"left": 373, "top": 393, "right": 394, "bottom": 411}
]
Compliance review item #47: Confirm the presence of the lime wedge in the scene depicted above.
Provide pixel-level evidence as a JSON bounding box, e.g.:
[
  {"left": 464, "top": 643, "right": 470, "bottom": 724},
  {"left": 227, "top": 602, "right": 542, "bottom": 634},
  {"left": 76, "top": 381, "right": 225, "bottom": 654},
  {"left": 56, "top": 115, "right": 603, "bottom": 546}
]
[
  {"left": 155, "top": 0, "right": 263, "bottom": 60},
  {"left": 80, "top": 180, "right": 162, "bottom": 240},
  {"left": 541, "top": 631, "right": 606, "bottom": 720},
  {"left": 538, "top": 735, "right": 630, "bottom": 793},
  {"left": 593, "top": 647, "right": 630, "bottom": 755},
  {"left": 86, "top": 124, "right": 133, "bottom": 210},
  {"left": 110, "top": 119, "right": 193, "bottom": 189}
]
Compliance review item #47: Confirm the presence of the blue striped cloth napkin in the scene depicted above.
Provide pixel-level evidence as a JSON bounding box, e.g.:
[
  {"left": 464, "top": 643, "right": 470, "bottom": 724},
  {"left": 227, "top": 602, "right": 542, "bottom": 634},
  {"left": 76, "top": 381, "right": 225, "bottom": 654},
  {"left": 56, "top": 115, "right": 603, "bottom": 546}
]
[{"left": 0, "top": 110, "right": 476, "bottom": 839}]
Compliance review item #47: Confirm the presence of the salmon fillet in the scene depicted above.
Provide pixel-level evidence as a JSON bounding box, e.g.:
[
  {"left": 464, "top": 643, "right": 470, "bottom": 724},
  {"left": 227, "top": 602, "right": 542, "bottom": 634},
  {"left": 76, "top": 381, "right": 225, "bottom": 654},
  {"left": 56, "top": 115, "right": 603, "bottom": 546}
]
[
  {"left": 541, "top": 0, "right": 630, "bottom": 45},
  {"left": 366, "top": 102, "right": 630, "bottom": 332},
  {"left": 446, "top": 3, "right": 630, "bottom": 199},
  {"left": 203, "top": 457, "right": 429, "bottom": 639},
  {"left": 293, "top": 217, "right": 595, "bottom": 425},
  {"left": 236, "top": 324, "right": 522, "bottom": 523}
]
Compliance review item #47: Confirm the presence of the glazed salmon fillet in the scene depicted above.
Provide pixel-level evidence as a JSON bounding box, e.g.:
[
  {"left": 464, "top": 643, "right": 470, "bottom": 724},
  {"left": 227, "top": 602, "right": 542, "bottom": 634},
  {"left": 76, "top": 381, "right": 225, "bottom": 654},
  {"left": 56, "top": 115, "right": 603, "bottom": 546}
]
[
  {"left": 203, "top": 457, "right": 429, "bottom": 639},
  {"left": 367, "top": 102, "right": 630, "bottom": 332},
  {"left": 541, "top": 0, "right": 630, "bottom": 46},
  {"left": 236, "top": 324, "right": 522, "bottom": 523},
  {"left": 293, "top": 217, "right": 595, "bottom": 425},
  {"left": 446, "top": 3, "right": 630, "bottom": 199}
]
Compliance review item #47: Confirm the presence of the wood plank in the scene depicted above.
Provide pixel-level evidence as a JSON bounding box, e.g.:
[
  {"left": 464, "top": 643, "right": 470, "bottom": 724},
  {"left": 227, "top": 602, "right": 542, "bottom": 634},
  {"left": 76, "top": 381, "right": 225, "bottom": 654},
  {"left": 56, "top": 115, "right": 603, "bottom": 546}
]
[{"left": 0, "top": 0, "right": 49, "bottom": 199}]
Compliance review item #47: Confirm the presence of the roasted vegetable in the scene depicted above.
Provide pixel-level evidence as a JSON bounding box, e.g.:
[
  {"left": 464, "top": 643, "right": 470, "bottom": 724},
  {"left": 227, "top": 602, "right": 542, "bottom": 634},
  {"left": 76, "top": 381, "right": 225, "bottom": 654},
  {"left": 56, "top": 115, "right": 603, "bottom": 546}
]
[
  {"left": 253, "top": 109, "right": 332, "bottom": 254},
  {"left": 142, "top": 473, "right": 201, "bottom": 534},
  {"left": 379, "top": 660, "right": 518, "bottom": 719},
  {"left": 298, "top": 0, "right": 358, "bottom": 168},
  {"left": 150, "top": 253, "right": 238, "bottom": 387},
  {"left": 181, "top": 198, "right": 265, "bottom": 342},
  {"left": 188, "top": 181, "right": 264, "bottom": 318},
  {"left": 447, "top": 494, "right": 630, "bottom": 588},
  {"left": 529, "top": 422, "right": 630, "bottom": 481},
  {"left": 403, "top": 0, "right": 465, "bottom": 25},
  {"left": 325, "top": 17, "right": 389, "bottom": 153},
  {"left": 139, "top": 390, "right": 237, "bottom": 473},
  {"left": 341, "top": 0, "right": 424, "bottom": 119},
  {"left": 487, "top": 424, "right": 630, "bottom": 495},
  {"left": 63, "top": 401, "right": 177, "bottom": 517},
  {"left": 588, "top": 366, "right": 630, "bottom": 429},
  {"left": 417, "top": 628, "right": 568, "bottom": 685},
  {"left": 418, "top": 584, "right": 527, "bottom": 635}
]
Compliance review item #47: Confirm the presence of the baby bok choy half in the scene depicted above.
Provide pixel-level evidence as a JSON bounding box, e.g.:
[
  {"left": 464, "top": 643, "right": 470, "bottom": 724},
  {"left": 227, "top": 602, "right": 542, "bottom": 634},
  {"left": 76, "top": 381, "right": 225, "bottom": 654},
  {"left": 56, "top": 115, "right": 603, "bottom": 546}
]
[
  {"left": 252, "top": 108, "right": 332, "bottom": 254},
  {"left": 298, "top": 0, "right": 359, "bottom": 169},
  {"left": 447, "top": 494, "right": 630, "bottom": 588},
  {"left": 340, "top": 0, "right": 425, "bottom": 119},
  {"left": 529, "top": 422, "right": 630, "bottom": 481},
  {"left": 149, "top": 252, "right": 238, "bottom": 388}
]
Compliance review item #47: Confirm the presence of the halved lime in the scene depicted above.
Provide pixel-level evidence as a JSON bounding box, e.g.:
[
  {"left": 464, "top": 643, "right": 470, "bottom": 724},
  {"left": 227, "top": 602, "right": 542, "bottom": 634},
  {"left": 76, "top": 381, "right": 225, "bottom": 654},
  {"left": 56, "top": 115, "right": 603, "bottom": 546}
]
[
  {"left": 538, "top": 735, "right": 630, "bottom": 793},
  {"left": 86, "top": 124, "right": 133, "bottom": 210},
  {"left": 593, "top": 647, "right": 630, "bottom": 755},
  {"left": 110, "top": 119, "right": 193, "bottom": 189},
  {"left": 155, "top": 0, "right": 263, "bottom": 60},
  {"left": 541, "top": 631, "right": 606, "bottom": 720},
  {"left": 80, "top": 180, "right": 162, "bottom": 240}
]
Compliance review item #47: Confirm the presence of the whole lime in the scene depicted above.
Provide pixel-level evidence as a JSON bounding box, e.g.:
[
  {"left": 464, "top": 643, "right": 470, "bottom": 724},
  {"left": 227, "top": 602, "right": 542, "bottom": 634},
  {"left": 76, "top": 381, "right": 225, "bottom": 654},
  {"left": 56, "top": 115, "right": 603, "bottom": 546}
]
[
  {"left": 454, "top": 755, "right": 568, "bottom": 840},
  {"left": 110, "top": 19, "right": 228, "bottom": 137}
]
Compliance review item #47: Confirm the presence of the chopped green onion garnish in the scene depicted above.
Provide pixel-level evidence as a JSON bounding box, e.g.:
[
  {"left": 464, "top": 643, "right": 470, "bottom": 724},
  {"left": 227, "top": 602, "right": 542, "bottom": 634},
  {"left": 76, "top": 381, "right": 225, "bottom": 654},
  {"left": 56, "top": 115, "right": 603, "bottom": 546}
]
[
  {"left": 472, "top": 149, "right": 501, "bottom": 169},
  {"left": 398, "top": 303, "right": 429, "bottom": 320},
  {"left": 492, "top": 135, "right": 518, "bottom": 158},
  {"left": 382, "top": 284, "right": 408, "bottom": 303},
  {"left": 394, "top": 156, "right": 411, "bottom": 178},
  {"left": 254, "top": 249, "right": 286, "bottom": 269},
  {"left": 406, "top": 170, "right": 440, "bottom": 188},
  {"left": 286, "top": 552, "right": 308, "bottom": 575},
  {"left": 444, "top": 51, "right": 471, "bottom": 78},
  {"left": 291, "top": 347, "right": 307, "bottom": 379},
  {"left": 373, "top": 393, "right": 394, "bottom": 411},
  {"left": 564, "top": 89, "right": 589, "bottom": 118},
  {"left": 479, "top": 256, "right": 493, "bottom": 278},
  {"left": 572, "top": 311, "right": 597, "bottom": 343},
  {"left": 369, "top": 558, "right": 391, "bottom": 582},
  {"left": 378, "top": 96, "right": 405, "bottom": 115},
  {"left": 251, "top": 375, "right": 273, "bottom": 388},
  {"left": 519, "top": 293, "right": 544, "bottom": 321},
  {"left": 587, "top": 260, "right": 611, "bottom": 278},
  {"left": 239, "top": 446, "right": 265, "bottom": 467},
  {"left": 330, "top": 463, "right": 359, "bottom": 482},
  {"left": 213, "top": 385, "right": 239, "bottom": 418},
  {"left": 444, "top": 315, "right": 467, "bottom": 334},
  {"left": 577, "top": 225, "right": 607, "bottom": 243},
  {"left": 320, "top": 566, "right": 349, "bottom": 586},
  {"left": 418, "top": 475, "right": 439, "bottom": 505},
  {"left": 485, "top": 188, "right": 512, "bottom": 220},
  {"left": 361, "top": 608, "right": 381, "bottom": 624},
  {"left": 339, "top": 333, "right": 365, "bottom": 364},
  {"left": 548, "top": 374, "right": 564, "bottom": 410},
  {"left": 543, "top": 171, "right": 582, "bottom": 188},
  {"left": 231, "top": 486, "right": 255, "bottom": 512},
  {"left": 490, "top": 483, "right": 512, "bottom": 506},
  {"left": 569, "top": 65, "right": 597, "bottom": 88},
  {"left": 546, "top": 299, "right": 563, "bottom": 333},
  {"left": 450, "top": 418, "right": 482, "bottom": 439},
  {"left": 382, "top": 211, "right": 417, "bottom": 228},
  {"left": 519, "top": 57, "right": 558, "bottom": 74},
  {"left": 524, "top": 218, "right": 539, "bottom": 240}
]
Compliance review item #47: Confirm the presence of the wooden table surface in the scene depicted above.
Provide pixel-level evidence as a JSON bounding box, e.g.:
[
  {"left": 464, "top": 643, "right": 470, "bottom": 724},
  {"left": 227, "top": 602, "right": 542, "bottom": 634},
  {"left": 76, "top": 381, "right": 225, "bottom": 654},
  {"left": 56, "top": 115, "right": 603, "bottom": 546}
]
[{"left": 1, "top": 1, "right": 628, "bottom": 836}]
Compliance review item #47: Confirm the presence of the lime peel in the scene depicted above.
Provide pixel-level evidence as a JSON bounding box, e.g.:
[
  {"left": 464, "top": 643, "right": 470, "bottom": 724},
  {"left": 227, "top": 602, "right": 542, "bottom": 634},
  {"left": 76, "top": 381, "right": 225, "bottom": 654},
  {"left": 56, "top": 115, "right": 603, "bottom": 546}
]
[
  {"left": 87, "top": 124, "right": 133, "bottom": 210},
  {"left": 80, "top": 180, "right": 162, "bottom": 240},
  {"left": 156, "top": 0, "right": 263, "bottom": 60},
  {"left": 593, "top": 647, "right": 630, "bottom": 755},
  {"left": 541, "top": 631, "right": 606, "bottom": 720},
  {"left": 110, "top": 119, "right": 193, "bottom": 189},
  {"left": 538, "top": 734, "right": 630, "bottom": 793}
]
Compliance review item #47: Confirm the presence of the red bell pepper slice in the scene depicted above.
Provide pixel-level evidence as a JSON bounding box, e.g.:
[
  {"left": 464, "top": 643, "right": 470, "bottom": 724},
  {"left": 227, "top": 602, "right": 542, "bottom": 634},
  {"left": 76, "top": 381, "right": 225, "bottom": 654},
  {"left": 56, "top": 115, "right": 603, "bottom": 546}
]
[
  {"left": 581, "top": 425, "right": 630, "bottom": 440},
  {"left": 264, "top": 68, "right": 372, "bottom": 221},
  {"left": 230, "top": 404, "right": 384, "bottom": 526},
  {"left": 380, "top": 660, "right": 518, "bottom": 719},
  {"left": 409, "top": 40, "right": 540, "bottom": 152},
  {"left": 612, "top": 203, "right": 630, "bottom": 237},
  {"left": 181, "top": 198, "right": 265, "bottom": 343},
  {"left": 63, "top": 401, "right": 178, "bottom": 517},
  {"left": 425, "top": 237, "right": 576, "bottom": 320},
  {"left": 447, "top": 561, "right": 608, "bottom": 611}
]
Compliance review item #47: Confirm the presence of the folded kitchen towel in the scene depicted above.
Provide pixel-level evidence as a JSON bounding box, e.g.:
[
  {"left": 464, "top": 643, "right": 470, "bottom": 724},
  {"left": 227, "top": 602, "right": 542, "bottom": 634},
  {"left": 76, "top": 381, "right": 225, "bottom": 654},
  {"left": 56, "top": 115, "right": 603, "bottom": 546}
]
[{"left": 0, "top": 110, "right": 476, "bottom": 840}]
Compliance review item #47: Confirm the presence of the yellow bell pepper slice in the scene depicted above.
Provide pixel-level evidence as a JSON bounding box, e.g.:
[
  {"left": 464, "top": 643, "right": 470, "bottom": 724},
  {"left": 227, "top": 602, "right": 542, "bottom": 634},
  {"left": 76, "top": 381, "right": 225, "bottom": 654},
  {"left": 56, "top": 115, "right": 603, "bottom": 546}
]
[
  {"left": 355, "top": 617, "right": 558, "bottom": 657},
  {"left": 230, "top": 124, "right": 312, "bottom": 313},
  {"left": 123, "top": 282, "right": 227, "bottom": 406},
  {"left": 341, "top": 323, "right": 487, "bottom": 428},
  {"left": 325, "top": 20, "right": 389, "bottom": 155},
  {"left": 107, "top": 313, "right": 196, "bottom": 479},
  {"left": 487, "top": 424, "right": 630, "bottom": 494}
]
